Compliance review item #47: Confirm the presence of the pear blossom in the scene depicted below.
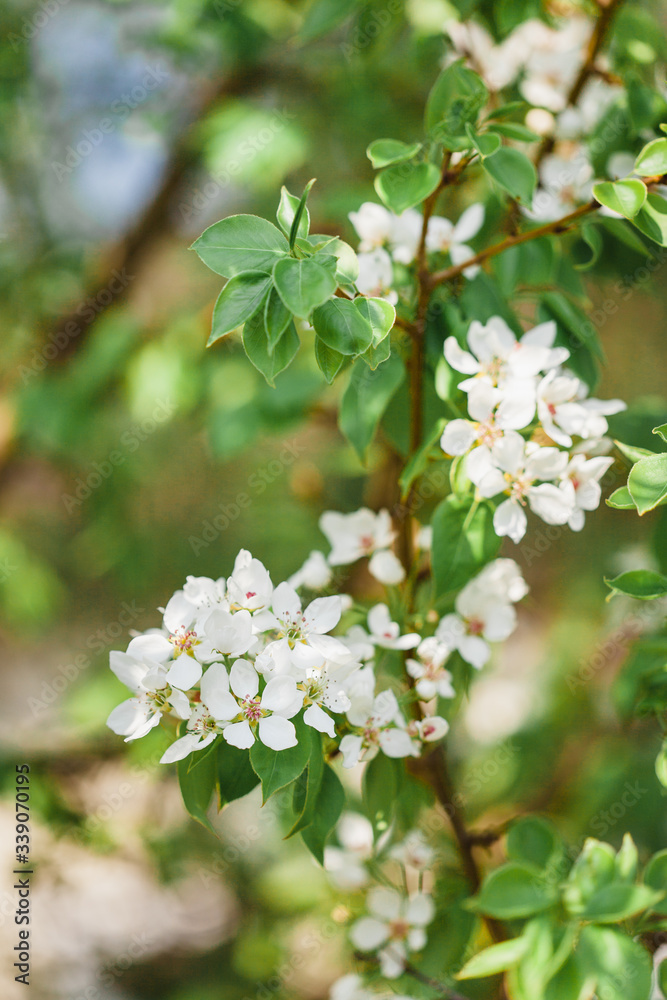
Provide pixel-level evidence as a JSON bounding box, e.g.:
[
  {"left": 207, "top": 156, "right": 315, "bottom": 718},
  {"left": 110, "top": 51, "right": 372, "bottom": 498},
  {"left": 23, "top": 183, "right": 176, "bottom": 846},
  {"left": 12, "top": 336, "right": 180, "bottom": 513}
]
[
  {"left": 320, "top": 508, "right": 395, "bottom": 566},
  {"left": 163, "top": 606, "right": 255, "bottom": 691},
  {"left": 297, "top": 659, "right": 360, "bottom": 738},
  {"left": 159, "top": 661, "right": 234, "bottom": 763},
  {"left": 556, "top": 77, "right": 623, "bottom": 139},
  {"left": 226, "top": 549, "right": 274, "bottom": 619},
  {"left": 528, "top": 151, "right": 594, "bottom": 221},
  {"left": 324, "top": 812, "right": 374, "bottom": 890},
  {"left": 515, "top": 17, "right": 592, "bottom": 113},
  {"left": 472, "top": 558, "right": 529, "bottom": 604},
  {"left": 215, "top": 659, "right": 301, "bottom": 751},
  {"left": 356, "top": 249, "right": 397, "bottom": 304},
  {"left": 406, "top": 637, "right": 454, "bottom": 700},
  {"left": 348, "top": 202, "right": 422, "bottom": 263},
  {"left": 444, "top": 316, "right": 569, "bottom": 393},
  {"left": 106, "top": 655, "right": 190, "bottom": 742},
  {"left": 368, "top": 549, "right": 405, "bottom": 585},
  {"left": 410, "top": 715, "right": 450, "bottom": 742},
  {"left": 469, "top": 430, "right": 574, "bottom": 544},
  {"left": 444, "top": 20, "right": 526, "bottom": 91},
  {"left": 263, "top": 583, "right": 350, "bottom": 670},
  {"left": 425, "top": 203, "right": 485, "bottom": 278},
  {"left": 390, "top": 830, "right": 435, "bottom": 870},
  {"left": 560, "top": 453, "right": 614, "bottom": 531},
  {"left": 350, "top": 887, "right": 435, "bottom": 978},
  {"left": 288, "top": 550, "right": 333, "bottom": 591},
  {"left": 341, "top": 685, "right": 419, "bottom": 767},
  {"left": 367, "top": 604, "right": 420, "bottom": 650},
  {"left": 440, "top": 381, "right": 537, "bottom": 462},
  {"left": 436, "top": 568, "right": 521, "bottom": 669},
  {"left": 537, "top": 369, "right": 626, "bottom": 446}
]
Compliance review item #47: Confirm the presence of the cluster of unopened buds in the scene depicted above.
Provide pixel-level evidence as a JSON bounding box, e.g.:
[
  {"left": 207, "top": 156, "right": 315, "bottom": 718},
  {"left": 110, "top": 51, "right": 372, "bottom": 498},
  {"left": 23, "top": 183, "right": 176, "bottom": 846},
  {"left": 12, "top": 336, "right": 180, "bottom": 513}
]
[{"left": 106, "top": 504, "right": 531, "bottom": 763}]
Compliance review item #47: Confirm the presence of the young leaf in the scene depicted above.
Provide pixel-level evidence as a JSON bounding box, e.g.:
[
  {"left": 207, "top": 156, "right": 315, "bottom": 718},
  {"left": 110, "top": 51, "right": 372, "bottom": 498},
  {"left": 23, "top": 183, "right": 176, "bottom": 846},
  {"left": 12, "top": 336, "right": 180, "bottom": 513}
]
[
  {"left": 276, "top": 185, "right": 310, "bottom": 240},
  {"left": 288, "top": 178, "right": 316, "bottom": 250},
  {"left": 312, "top": 297, "right": 374, "bottom": 355},
  {"left": 457, "top": 937, "right": 529, "bottom": 980},
  {"left": 249, "top": 715, "right": 311, "bottom": 802},
  {"left": 506, "top": 816, "right": 564, "bottom": 871},
  {"left": 177, "top": 748, "right": 218, "bottom": 835},
  {"left": 217, "top": 743, "right": 260, "bottom": 806},
  {"left": 627, "top": 452, "right": 667, "bottom": 514},
  {"left": 208, "top": 271, "right": 272, "bottom": 346},
  {"left": 353, "top": 296, "right": 395, "bottom": 344},
  {"left": 614, "top": 440, "right": 655, "bottom": 464},
  {"left": 604, "top": 569, "right": 667, "bottom": 600},
  {"left": 314, "top": 336, "right": 345, "bottom": 383},
  {"left": 242, "top": 312, "right": 300, "bottom": 386},
  {"left": 592, "top": 179, "right": 647, "bottom": 219},
  {"left": 374, "top": 162, "right": 440, "bottom": 214},
  {"left": 468, "top": 862, "right": 556, "bottom": 919},
  {"left": 490, "top": 122, "right": 540, "bottom": 142},
  {"left": 301, "top": 764, "right": 345, "bottom": 864},
  {"left": 606, "top": 485, "right": 636, "bottom": 509},
  {"left": 309, "top": 234, "right": 359, "bottom": 283},
  {"left": 192, "top": 215, "right": 289, "bottom": 277},
  {"left": 367, "top": 138, "right": 422, "bottom": 169},
  {"left": 264, "top": 286, "right": 292, "bottom": 351},
  {"left": 425, "top": 60, "right": 488, "bottom": 137},
  {"left": 483, "top": 148, "right": 537, "bottom": 205},
  {"left": 465, "top": 123, "right": 501, "bottom": 158},
  {"left": 634, "top": 136, "right": 667, "bottom": 176},
  {"left": 580, "top": 882, "right": 663, "bottom": 922},
  {"left": 615, "top": 834, "right": 639, "bottom": 883},
  {"left": 273, "top": 255, "right": 337, "bottom": 317},
  {"left": 654, "top": 423, "right": 667, "bottom": 443},
  {"left": 644, "top": 849, "right": 667, "bottom": 914},
  {"left": 577, "top": 926, "right": 652, "bottom": 1000},
  {"left": 339, "top": 353, "right": 405, "bottom": 462}
]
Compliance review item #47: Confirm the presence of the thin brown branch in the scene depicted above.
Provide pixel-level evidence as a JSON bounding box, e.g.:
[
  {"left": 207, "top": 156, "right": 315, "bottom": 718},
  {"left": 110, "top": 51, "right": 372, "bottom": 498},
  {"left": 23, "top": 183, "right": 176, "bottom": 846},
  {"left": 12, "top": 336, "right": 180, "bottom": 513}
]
[{"left": 428, "top": 200, "right": 598, "bottom": 288}]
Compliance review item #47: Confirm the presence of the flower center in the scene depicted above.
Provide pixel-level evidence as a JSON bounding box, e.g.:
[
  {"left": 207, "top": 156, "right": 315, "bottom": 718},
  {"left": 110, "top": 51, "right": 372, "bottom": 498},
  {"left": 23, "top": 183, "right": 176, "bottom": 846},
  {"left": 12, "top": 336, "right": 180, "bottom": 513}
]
[
  {"left": 241, "top": 696, "right": 265, "bottom": 723},
  {"left": 506, "top": 472, "right": 532, "bottom": 504},
  {"left": 476, "top": 419, "right": 503, "bottom": 447},
  {"left": 389, "top": 919, "right": 410, "bottom": 940},
  {"left": 359, "top": 534, "right": 374, "bottom": 553},
  {"left": 467, "top": 617, "right": 484, "bottom": 636},
  {"left": 169, "top": 627, "right": 198, "bottom": 656}
]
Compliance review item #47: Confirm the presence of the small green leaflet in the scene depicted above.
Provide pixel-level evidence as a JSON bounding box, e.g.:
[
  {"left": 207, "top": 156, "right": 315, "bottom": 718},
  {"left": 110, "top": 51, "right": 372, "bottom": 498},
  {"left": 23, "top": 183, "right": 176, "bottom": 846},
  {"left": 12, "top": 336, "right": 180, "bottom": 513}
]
[
  {"left": 192, "top": 214, "right": 289, "bottom": 277},
  {"left": 208, "top": 271, "right": 272, "bottom": 346}
]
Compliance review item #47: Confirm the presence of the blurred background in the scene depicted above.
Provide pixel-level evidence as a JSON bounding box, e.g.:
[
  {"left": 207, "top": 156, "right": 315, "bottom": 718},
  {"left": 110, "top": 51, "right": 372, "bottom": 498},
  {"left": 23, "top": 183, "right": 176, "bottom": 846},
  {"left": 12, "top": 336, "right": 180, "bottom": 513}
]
[{"left": 0, "top": 0, "right": 666, "bottom": 998}]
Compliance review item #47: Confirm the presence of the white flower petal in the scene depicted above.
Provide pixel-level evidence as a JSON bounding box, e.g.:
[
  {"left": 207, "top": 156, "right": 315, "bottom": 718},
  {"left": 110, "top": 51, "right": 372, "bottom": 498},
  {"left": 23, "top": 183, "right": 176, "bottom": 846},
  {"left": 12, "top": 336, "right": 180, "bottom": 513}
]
[
  {"left": 258, "top": 715, "right": 298, "bottom": 751},
  {"left": 222, "top": 720, "right": 255, "bottom": 749}
]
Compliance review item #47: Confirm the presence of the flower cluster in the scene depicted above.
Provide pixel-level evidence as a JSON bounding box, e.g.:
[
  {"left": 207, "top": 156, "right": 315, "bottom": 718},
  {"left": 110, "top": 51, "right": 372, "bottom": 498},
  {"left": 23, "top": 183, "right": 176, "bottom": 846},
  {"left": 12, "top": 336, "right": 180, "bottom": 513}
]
[
  {"left": 106, "top": 545, "right": 453, "bottom": 765},
  {"left": 441, "top": 316, "right": 624, "bottom": 543},
  {"left": 348, "top": 201, "right": 485, "bottom": 302}
]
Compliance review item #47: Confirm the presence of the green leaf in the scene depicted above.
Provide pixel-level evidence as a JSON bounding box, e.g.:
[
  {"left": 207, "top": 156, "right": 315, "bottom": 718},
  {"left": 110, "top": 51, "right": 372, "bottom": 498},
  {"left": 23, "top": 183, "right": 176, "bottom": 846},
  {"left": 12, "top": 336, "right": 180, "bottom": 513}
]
[
  {"left": 580, "top": 882, "right": 662, "bottom": 922},
  {"left": 634, "top": 137, "right": 667, "bottom": 176},
  {"left": 654, "top": 423, "right": 667, "bottom": 443},
  {"left": 296, "top": 0, "right": 359, "bottom": 43},
  {"left": 659, "top": 959, "right": 667, "bottom": 997},
  {"left": 301, "top": 764, "right": 345, "bottom": 864},
  {"left": 592, "top": 179, "right": 647, "bottom": 219},
  {"left": 276, "top": 185, "right": 310, "bottom": 240},
  {"left": 431, "top": 496, "right": 501, "bottom": 599},
  {"left": 362, "top": 752, "right": 401, "bottom": 838},
  {"left": 425, "top": 60, "right": 489, "bottom": 137},
  {"left": 192, "top": 214, "right": 289, "bottom": 278},
  {"left": 615, "top": 439, "right": 656, "bottom": 463},
  {"left": 249, "top": 715, "right": 310, "bottom": 803},
  {"left": 367, "top": 138, "right": 422, "bottom": 169},
  {"left": 606, "top": 485, "right": 636, "bottom": 510},
  {"left": 312, "top": 297, "right": 373, "bottom": 355},
  {"left": 605, "top": 569, "right": 667, "bottom": 600},
  {"left": 644, "top": 849, "right": 667, "bottom": 914},
  {"left": 490, "top": 122, "right": 541, "bottom": 143},
  {"left": 177, "top": 748, "right": 218, "bottom": 835},
  {"left": 287, "top": 727, "right": 324, "bottom": 837},
  {"left": 207, "top": 271, "right": 272, "bottom": 347},
  {"left": 315, "top": 336, "right": 345, "bottom": 383},
  {"left": 628, "top": 452, "right": 667, "bottom": 514},
  {"left": 563, "top": 839, "right": 616, "bottom": 915},
  {"left": 506, "top": 816, "right": 564, "bottom": 871},
  {"left": 309, "top": 234, "right": 359, "bottom": 283},
  {"left": 631, "top": 192, "right": 667, "bottom": 245},
  {"left": 577, "top": 926, "right": 652, "bottom": 1000},
  {"left": 539, "top": 291, "right": 605, "bottom": 362},
  {"left": 656, "top": 742, "right": 667, "bottom": 789},
  {"left": 288, "top": 178, "right": 316, "bottom": 250},
  {"left": 242, "top": 312, "right": 300, "bottom": 387},
  {"left": 361, "top": 334, "right": 391, "bottom": 370},
  {"left": 264, "top": 286, "right": 292, "bottom": 351},
  {"left": 465, "top": 123, "right": 501, "bottom": 158},
  {"left": 374, "top": 161, "right": 441, "bottom": 214},
  {"left": 575, "top": 223, "right": 603, "bottom": 271},
  {"left": 339, "top": 353, "right": 405, "bottom": 461},
  {"left": 544, "top": 955, "right": 595, "bottom": 1000},
  {"left": 353, "top": 296, "right": 395, "bottom": 345},
  {"left": 457, "top": 937, "right": 529, "bottom": 979},
  {"left": 273, "top": 255, "right": 337, "bottom": 318},
  {"left": 483, "top": 147, "right": 537, "bottom": 205},
  {"left": 217, "top": 743, "right": 260, "bottom": 806},
  {"left": 468, "top": 862, "right": 556, "bottom": 920}
]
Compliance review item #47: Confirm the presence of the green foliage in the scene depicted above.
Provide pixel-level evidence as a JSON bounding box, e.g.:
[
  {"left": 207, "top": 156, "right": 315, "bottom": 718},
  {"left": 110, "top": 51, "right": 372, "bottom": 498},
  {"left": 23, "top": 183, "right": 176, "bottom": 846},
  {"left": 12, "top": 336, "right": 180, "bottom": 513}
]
[
  {"left": 375, "top": 161, "right": 441, "bottom": 214},
  {"left": 339, "top": 353, "right": 405, "bottom": 461},
  {"left": 605, "top": 569, "right": 667, "bottom": 600},
  {"left": 593, "top": 179, "right": 647, "bottom": 219},
  {"left": 431, "top": 497, "right": 501, "bottom": 599},
  {"left": 192, "top": 214, "right": 290, "bottom": 277},
  {"left": 482, "top": 147, "right": 537, "bottom": 205}
]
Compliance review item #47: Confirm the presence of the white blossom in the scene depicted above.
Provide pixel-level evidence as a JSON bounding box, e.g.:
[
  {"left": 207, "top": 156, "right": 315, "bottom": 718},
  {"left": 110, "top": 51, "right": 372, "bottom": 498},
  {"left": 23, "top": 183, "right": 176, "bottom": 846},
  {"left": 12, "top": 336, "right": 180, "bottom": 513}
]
[
  {"left": 406, "top": 637, "right": 454, "bottom": 700},
  {"left": 425, "top": 203, "right": 485, "bottom": 278},
  {"left": 350, "top": 887, "right": 435, "bottom": 978},
  {"left": 320, "top": 508, "right": 395, "bottom": 565}
]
